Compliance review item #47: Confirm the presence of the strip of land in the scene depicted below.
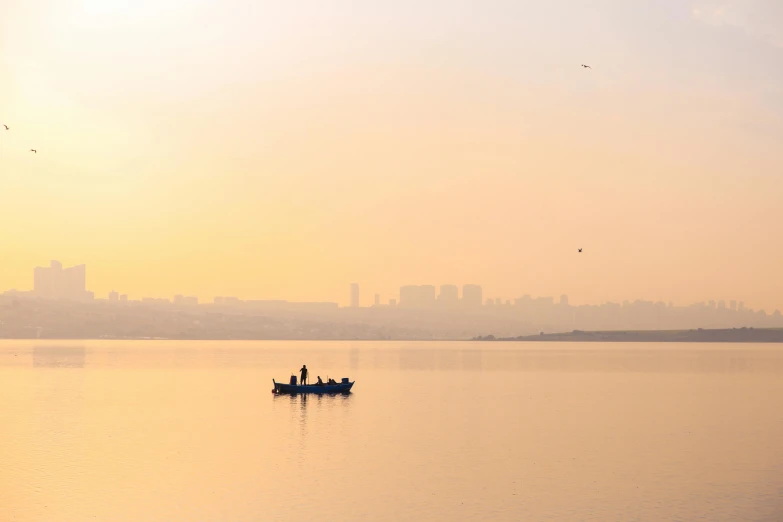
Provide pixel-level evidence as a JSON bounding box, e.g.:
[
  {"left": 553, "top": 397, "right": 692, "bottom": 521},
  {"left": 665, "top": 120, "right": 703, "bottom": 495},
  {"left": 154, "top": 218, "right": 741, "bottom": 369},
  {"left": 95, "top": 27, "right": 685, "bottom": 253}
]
[{"left": 474, "top": 328, "right": 783, "bottom": 343}]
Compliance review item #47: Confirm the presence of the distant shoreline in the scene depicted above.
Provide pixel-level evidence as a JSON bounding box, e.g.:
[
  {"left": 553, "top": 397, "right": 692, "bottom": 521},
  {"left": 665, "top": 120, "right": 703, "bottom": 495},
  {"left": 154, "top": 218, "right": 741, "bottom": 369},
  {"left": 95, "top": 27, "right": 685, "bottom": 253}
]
[
  {"left": 473, "top": 328, "right": 783, "bottom": 343},
  {"left": 2, "top": 327, "right": 783, "bottom": 343}
]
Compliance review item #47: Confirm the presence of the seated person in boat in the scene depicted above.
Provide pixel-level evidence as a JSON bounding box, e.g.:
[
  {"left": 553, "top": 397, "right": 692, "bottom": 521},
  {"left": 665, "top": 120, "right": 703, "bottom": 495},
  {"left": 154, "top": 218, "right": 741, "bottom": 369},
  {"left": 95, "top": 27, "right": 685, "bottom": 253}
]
[
  {"left": 315, "top": 376, "right": 324, "bottom": 386},
  {"left": 327, "top": 378, "right": 337, "bottom": 385}
]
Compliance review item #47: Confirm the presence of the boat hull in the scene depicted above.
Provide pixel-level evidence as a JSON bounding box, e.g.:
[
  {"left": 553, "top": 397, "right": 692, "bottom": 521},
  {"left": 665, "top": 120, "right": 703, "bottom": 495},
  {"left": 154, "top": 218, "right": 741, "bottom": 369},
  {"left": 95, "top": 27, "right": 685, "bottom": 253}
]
[{"left": 273, "top": 381, "right": 354, "bottom": 394}]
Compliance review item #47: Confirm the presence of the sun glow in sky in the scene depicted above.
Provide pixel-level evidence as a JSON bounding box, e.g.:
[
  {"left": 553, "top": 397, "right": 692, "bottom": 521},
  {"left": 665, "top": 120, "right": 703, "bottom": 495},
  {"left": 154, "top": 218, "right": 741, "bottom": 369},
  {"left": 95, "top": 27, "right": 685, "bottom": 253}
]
[{"left": 1, "top": 0, "right": 782, "bottom": 308}]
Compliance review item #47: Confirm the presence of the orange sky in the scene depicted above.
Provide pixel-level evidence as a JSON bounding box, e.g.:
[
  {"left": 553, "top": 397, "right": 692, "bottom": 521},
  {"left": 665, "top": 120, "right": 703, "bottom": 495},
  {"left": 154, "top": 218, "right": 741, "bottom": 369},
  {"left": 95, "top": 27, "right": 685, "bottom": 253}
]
[{"left": 1, "top": 1, "right": 782, "bottom": 309}]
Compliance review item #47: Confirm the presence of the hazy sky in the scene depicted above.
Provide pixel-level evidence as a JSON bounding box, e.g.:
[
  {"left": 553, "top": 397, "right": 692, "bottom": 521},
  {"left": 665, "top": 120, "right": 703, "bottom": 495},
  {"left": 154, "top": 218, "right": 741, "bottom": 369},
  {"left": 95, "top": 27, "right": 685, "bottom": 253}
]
[{"left": 1, "top": 1, "right": 781, "bottom": 308}]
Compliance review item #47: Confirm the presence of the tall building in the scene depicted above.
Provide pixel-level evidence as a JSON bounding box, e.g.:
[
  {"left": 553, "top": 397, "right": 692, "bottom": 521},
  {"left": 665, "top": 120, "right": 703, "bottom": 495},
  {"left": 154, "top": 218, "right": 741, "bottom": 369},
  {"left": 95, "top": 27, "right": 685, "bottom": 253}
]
[
  {"left": 560, "top": 294, "right": 569, "bottom": 306},
  {"left": 399, "top": 285, "right": 436, "bottom": 308},
  {"left": 462, "top": 284, "right": 483, "bottom": 307},
  {"left": 350, "top": 283, "right": 360, "bottom": 308},
  {"left": 33, "top": 260, "right": 90, "bottom": 301},
  {"left": 374, "top": 294, "right": 380, "bottom": 306},
  {"left": 109, "top": 291, "right": 119, "bottom": 302},
  {"left": 730, "top": 300, "right": 737, "bottom": 311},
  {"left": 419, "top": 285, "right": 436, "bottom": 307},
  {"left": 438, "top": 285, "right": 459, "bottom": 307},
  {"left": 33, "top": 262, "right": 55, "bottom": 296}
]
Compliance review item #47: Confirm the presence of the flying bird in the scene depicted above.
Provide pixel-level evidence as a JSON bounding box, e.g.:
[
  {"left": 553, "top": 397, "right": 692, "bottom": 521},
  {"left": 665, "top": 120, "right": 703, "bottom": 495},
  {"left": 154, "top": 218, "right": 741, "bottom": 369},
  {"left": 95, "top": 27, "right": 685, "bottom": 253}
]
[
  {"left": 578, "top": 248, "right": 583, "bottom": 253},
  {"left": 581, "top": 64, "right": 591, "bottom": 69},
  {"left": 3, "top": 124, "right": 8, "bottom": 130},
  {"left": 30, "top": 149, "right": 37, "bottom": 154}
]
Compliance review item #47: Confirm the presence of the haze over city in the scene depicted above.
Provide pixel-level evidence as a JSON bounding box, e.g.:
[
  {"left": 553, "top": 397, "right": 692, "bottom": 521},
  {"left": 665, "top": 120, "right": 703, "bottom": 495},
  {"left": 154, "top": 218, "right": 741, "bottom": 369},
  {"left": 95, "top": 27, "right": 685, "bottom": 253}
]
[
  {"left": 4, "top": 3, "right": 783, "bottom": 522},
  {"left": 2, "top": 260, "right": 780, "bottom": 340},
  {"left": 2, "top": 1, "right": 782, "bottom": 312}
]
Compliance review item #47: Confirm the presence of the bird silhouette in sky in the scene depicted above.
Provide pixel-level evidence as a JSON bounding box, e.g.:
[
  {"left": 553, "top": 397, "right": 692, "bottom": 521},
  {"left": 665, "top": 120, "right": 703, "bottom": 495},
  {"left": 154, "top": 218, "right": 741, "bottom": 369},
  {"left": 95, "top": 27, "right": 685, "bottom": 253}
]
[
  {"left": 578, "top": 248, "right": 583, "bottom": 253},
  {"left": 581, "top": 64, "right": 591, "bottom": 69},
  {"left": 30, "top": 149, "right": 37, "bottom": 154},
  {"left": 3, "top": 124, "right": 8, "bottom": 130}
]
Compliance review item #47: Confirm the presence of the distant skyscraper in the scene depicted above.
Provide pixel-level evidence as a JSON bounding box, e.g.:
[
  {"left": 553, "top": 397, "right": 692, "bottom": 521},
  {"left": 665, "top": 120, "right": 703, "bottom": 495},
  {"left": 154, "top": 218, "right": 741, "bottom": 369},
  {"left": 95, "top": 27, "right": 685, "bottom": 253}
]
[
  {"left": 350, "top": 283, "right": 360, "bottom": 308},
  {"left": 560, "top": 294, "right": 569, "bottom": 306},
  {"left": 495, "top": 298, "right": 502, "bottom": 306},
  {"left": 109, "top": 291, "right": 119, "bottom": 302},
  {"left": 399, "top": 285, "right": 436, "bottom": 308},
  {"left": 419, "top": 285, "right": 436, "bottom": 307},
  {"left": 462, "top": 284, "right": 482, "bottom": 307},
  {"left": 374, "top": 293, "right": 380, "bottom": 306},
  {"left": 33, "top": 260, "right": 90, "bottom": 301},
  {"left": 33, "top": 263, "right": 54, "bottom": 295},
  {"left": 730, "top": 300, "right": 737, "bottom": 311},
  {"left": 438, "top": 285, "right": 459, "bottom": 307},
  {"left": 120, "top": 294, "right": 128, "bottom": 302}
]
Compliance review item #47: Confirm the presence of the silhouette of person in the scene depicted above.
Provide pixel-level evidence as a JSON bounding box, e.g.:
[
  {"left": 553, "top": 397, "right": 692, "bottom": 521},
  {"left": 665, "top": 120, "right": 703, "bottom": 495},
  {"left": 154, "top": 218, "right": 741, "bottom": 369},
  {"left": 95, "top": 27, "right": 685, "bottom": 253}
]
[
  {"left": 316, "top": 376, "right": 324, "bottom": 386},
  {"left": 300, "top": 365, "right": 308, "bottom": 386}
]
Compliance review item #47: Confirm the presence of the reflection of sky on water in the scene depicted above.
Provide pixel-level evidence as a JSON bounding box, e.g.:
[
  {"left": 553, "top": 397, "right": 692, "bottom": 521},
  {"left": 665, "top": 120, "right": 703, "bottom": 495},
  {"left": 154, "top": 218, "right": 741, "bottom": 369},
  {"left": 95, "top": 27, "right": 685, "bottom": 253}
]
[
  {"left": 349, "top": 347, "right": 359, "bottom": 370},
  {"left": 33, "top": 346, "right": 86, "bottom": 368},
  {"left": 0, "top": 341, "right": 777, "bottom": 375},
  {"left": 398, "top": 348, "right": 484, "bottom": 371},
  {"left": 2, "top": 339, "right": 782, "bottom": 521},
  {"left": 394, "top": 346, "right": 783, "bottom": 374}
]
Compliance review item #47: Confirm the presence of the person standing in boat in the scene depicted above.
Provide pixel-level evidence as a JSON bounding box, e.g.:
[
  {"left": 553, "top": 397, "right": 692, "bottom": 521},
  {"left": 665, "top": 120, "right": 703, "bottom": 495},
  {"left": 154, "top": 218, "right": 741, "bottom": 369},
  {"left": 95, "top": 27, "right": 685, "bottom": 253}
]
[{"left": 299, "top": 364, "right": 308, "bottom": 386}]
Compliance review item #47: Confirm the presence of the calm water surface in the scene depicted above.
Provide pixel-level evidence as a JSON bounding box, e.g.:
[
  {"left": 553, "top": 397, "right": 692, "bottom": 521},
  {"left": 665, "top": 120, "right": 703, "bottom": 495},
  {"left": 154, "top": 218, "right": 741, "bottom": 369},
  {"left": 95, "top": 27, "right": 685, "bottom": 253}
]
[{"left": 2, "top": 341, "right": 783, "bottom": 521}]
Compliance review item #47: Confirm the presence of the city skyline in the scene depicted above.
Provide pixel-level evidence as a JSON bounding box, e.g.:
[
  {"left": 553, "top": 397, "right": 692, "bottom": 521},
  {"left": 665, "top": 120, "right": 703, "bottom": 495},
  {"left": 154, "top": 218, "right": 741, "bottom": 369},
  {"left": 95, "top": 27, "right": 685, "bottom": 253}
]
[
  {"left": 3, "top": 270, "right": 781, "bottom": 341},
  {"left": 3, "top": 259, "right": 778, "bottom": 315}
]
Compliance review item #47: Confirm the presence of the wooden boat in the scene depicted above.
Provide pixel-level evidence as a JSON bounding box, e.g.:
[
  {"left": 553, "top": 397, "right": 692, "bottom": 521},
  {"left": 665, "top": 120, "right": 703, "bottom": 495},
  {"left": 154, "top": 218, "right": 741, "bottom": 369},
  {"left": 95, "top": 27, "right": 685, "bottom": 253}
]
[{"left": 273, "top": 378, "right": 354, "bottom": 394}]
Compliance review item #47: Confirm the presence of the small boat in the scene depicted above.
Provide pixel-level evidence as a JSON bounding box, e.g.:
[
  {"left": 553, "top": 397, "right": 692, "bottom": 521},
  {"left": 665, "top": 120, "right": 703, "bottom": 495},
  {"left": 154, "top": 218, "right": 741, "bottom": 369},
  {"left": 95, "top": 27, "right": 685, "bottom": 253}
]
[{"left": 273, "top": 378, "right": 354, "bottom": 395}]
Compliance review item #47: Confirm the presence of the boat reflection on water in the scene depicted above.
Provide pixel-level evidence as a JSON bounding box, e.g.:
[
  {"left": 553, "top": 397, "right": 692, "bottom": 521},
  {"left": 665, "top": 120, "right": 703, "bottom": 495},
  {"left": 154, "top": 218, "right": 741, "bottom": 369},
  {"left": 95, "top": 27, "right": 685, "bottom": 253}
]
[{"left": 33, "top": 345, "right": 86, "bottom": 368}]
